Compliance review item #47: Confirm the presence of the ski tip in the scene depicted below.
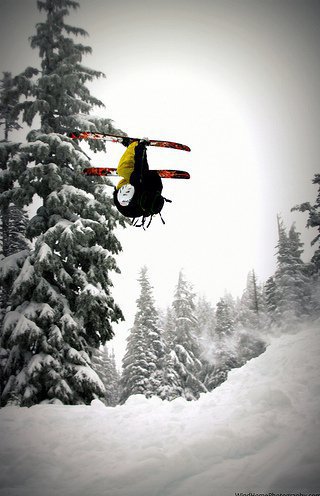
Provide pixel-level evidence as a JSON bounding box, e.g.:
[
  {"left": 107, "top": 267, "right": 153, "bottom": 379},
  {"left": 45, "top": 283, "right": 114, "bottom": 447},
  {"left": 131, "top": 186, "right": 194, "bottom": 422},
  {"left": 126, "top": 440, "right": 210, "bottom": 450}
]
[
  {"left": 150, "top": 141, "right": 191, "bottom": 152},
  {"left": 177, "top": 145, "right": 191, "bottom": 152},
  {"left": 157, "top": 170, "right": 190, "bottom": 179},
  {"left": 178, "top": 144, "right": 191, "bottom": 152}
]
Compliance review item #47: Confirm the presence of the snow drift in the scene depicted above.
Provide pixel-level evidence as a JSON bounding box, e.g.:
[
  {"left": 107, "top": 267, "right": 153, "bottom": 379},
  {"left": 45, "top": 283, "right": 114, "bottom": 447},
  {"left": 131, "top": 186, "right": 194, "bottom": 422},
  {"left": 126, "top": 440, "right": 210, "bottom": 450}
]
[{"left": 1, "top": 323, "right": 320, "bottom": 496}]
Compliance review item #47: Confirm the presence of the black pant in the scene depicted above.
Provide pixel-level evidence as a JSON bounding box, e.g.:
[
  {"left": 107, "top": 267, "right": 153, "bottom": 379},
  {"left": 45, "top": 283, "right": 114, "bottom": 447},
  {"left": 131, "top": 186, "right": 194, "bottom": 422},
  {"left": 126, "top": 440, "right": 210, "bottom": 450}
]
[{"left": 130, "top": 142, "right": 149, "bottom": 186}]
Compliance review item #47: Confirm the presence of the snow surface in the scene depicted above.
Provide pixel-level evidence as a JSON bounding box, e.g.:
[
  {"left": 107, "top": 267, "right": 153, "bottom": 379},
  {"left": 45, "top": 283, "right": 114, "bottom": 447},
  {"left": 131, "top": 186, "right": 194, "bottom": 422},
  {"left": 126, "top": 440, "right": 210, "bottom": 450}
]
[{"left": 1, "top": 324, "right": 320, "bottom": 496}]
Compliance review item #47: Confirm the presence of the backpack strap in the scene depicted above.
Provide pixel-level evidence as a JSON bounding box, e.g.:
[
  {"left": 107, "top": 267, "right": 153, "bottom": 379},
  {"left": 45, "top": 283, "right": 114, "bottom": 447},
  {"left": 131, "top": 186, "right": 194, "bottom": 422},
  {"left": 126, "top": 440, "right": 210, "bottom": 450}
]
[
  {"left": 132, "top": 216, "right": 147, "bottom": 229},
  {"left": 145, "top": 216, "right": 152, "bottom": 228},
  {"left": 159, "top": 212, "right": 165, "bottom": 225},
  {"left": 129, "top": 196, "right": 172, "bottom": 229}
]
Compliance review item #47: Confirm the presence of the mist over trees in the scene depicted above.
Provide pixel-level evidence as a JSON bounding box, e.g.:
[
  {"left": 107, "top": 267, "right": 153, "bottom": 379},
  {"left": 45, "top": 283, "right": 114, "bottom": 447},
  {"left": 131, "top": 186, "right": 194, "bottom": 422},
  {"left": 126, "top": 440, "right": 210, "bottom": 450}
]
[{"left": 121, "top": 200, "right": 319, "bottom": 403}]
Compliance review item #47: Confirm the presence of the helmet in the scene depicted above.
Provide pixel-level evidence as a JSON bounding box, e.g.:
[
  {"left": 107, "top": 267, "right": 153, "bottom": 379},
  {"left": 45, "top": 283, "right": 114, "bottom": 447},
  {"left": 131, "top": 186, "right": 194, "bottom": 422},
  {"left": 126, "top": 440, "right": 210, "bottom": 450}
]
[{"left": 117, "top": 184, "right": 135, "bottom": 206}]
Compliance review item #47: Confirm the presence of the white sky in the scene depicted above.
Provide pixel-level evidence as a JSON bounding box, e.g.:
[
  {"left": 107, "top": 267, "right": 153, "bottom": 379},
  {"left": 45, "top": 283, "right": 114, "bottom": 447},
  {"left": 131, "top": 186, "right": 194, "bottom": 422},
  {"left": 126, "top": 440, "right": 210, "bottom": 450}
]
[{"left": 1, "top": 0, "right": 320, "bottom": 364}]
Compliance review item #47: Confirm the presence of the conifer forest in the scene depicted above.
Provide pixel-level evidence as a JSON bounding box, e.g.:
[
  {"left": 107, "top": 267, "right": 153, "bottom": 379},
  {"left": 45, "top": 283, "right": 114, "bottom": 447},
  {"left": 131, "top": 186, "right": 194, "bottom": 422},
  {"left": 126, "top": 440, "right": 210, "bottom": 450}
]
[{"left": 0, "top": 0, "right": 319, "bottom": 410}]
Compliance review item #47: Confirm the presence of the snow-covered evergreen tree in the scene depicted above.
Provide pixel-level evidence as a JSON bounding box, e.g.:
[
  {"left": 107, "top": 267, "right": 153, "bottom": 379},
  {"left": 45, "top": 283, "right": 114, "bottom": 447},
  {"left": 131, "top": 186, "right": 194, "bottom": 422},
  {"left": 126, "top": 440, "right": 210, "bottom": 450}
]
[
  {"left": 292, "top": 174, "right": 320, "bottom": 316},
  {"left": 195, "top": 295, "right": 216, "bottom": 341},
  {"left": 274, "top": 217, "right": 311, "bottom": 324},
  {"left": 0, "top": 71, "right": 34, "bottom": 398},
  {"left": 0, "top": 69, "right": 34, "bottom": 264},
  {"left": 215, "top": 294, "right": 236, "bottom": 337},
  {"left": 201, "top": 294, "right": 236, "bottom": 391},
  {"left": 169, "top": 271, "right": 207, "bottom": 401},
  {"left": 120, "top": 267, "right": 164, "bottom": 403},
  {"left": 91, "top": 346, "right": 120, "bottom": 406},
  {"left": 157, "top": 307, "right": 183, "bottom": 401},
  {"left": 162, "top": 307, "right": 176, "bottom": 350},
  {"left": 0, "top": 0, "right": 124, "bottom": 406},
  {"left": 107, "top": 349, "right": 121, "bottom": 406},
  {"left": 237, "top": 270, "right": 267, "bottom": 330},
  {"left": 0, "top": 70, "right": 37, "bottom": 141},
  {"left": 264, "top": 276, "right": 278, "bottom": 323},
  {"left": 0, "top": 205, "right": 29, "bottom": 313},
  {"left": 239, "top": 270, "right": 259, "bottom": 321}
]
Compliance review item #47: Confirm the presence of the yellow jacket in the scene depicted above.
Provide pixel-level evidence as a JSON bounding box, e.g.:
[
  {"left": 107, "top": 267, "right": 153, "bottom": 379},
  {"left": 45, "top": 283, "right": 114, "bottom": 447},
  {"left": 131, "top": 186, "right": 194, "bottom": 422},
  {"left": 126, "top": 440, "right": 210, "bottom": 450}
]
[{"left": 116, "top": 141, "right": 139, "bottom": 189}]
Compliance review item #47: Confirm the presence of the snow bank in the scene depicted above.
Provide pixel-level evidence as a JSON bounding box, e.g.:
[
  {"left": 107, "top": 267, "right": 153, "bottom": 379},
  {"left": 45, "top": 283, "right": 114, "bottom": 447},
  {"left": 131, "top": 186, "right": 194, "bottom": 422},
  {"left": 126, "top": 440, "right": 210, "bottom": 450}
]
[{"left": 1, "top": 324, "right": 320, "bottom": 496}]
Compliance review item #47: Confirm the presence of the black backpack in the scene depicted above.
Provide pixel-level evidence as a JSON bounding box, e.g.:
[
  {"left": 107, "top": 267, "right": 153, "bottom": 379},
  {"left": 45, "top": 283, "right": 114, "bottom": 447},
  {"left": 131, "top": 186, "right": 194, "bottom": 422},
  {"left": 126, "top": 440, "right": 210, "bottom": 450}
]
[
  {"left": 139, "top": 171, "right": 164, "bottom": 214},
  {"left": 113, "top": 171, "right": 171, "bottom": 228}
]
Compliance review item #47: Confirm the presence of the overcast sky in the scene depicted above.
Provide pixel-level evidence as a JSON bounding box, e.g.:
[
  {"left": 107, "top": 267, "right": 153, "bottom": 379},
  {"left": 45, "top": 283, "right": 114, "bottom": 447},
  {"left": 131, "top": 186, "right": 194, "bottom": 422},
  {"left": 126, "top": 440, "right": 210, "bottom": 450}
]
[{"left": 1, "top": 0, "right": 319, "bottom": 362}]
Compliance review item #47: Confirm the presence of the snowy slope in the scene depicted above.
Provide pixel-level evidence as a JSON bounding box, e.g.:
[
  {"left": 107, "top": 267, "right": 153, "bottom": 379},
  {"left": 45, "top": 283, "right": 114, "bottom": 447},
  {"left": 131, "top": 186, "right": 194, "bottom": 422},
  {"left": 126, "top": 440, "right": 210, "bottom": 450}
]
[{"left": 1, "top": 324, "right": 320, "bottom": 496}]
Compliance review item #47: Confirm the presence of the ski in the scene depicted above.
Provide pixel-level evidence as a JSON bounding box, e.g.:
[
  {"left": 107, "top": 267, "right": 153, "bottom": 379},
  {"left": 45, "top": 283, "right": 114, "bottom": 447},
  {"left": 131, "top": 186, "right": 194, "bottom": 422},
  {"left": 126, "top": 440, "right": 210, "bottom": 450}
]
[
  {"left": 83, "top": 167, "right": 190, "bottom": 179},
  {"left": 69, "top": 132, "right": 191, "bottom": 152}
]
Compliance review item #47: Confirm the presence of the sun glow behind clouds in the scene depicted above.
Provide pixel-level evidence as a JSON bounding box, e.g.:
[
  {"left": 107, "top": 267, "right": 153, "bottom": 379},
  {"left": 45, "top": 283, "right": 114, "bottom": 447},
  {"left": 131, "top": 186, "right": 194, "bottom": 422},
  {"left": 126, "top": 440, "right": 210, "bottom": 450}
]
[
  {"left": 181, "top": 76, "right": 264, "bottom": 296},
  {"left": 102, "top": 65, "right": 266, "bottom": 321},
  {"left": 92, "top": 60, "right": 268, "bottom": 371}
]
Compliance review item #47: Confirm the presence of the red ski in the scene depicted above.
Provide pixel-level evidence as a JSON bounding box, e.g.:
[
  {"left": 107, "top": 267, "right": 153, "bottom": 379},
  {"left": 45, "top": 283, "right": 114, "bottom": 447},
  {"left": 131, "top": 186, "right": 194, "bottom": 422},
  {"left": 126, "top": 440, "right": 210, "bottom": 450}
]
[
  {"left": 83, "top": 167, "right": 190, "bottom": 179},
  {"left": 69, "top": 132, "right": 191, "bottom": 152}
]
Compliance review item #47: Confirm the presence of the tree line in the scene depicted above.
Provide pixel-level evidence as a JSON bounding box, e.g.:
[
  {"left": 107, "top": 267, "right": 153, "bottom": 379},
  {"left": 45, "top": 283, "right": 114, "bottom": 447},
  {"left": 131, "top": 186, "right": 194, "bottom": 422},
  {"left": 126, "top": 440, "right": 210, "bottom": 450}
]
[{"left": 120, "top": 214, "right": 319, "bottom": 402}]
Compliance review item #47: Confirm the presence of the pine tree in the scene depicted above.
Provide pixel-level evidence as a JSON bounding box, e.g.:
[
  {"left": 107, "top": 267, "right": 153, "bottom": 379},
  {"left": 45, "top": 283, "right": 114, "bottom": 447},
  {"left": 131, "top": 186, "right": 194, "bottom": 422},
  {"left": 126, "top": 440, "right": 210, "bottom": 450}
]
[
  {"left": 106, "top": 349, "right": 121, "bottom": 406},
  {"left": 0, "top": 205, "right": 29, "bottom": 309},
  {"left": 169, "top": 271, "right": 207, "bottom": 401},
  {"left": 201, "top": 294, "right": 236, "bottom": 391},
  {"left": 264, "top": 276, "right": 278, "bottom": 321},
  {"left": 91, "top": 346, "right": 120, "bottom": 406},
  {"left": 245, "top": 270, "right": 260, "bottom": 313},
  {"left": 0, "top": 70, "right": 37, "bottom": 140},
  {"left": 157, "top": 307, "right": 182, "bottom": 401},
  {"left": 0, "top": 71, "right": 35, "bottom": 398},
  {"left": 120, "top": 267, "right": 164, "bottom": 403},
  {"left": 194, "top": 296, "right": 216, "bottom": 391},
  {"left": 292, "top": 174, "right": 320, "bottom": 315},
  {"left": 195, "top": 295, "right": 216, "bottom": 341},
  {"left": 215, "top": 294, "right": 235, "bottom": 337},
  {"left": 274, "top": 217, "right": 311, "bottom": 324},
  {"left": 237, "top": 270, "right": 266, "bottom": 330},
  {"left": 0, "top": 69, "right": 35, "bottom": 271},
  {"left": 0, "top": 0, "right": 124, "bottom": 406}
]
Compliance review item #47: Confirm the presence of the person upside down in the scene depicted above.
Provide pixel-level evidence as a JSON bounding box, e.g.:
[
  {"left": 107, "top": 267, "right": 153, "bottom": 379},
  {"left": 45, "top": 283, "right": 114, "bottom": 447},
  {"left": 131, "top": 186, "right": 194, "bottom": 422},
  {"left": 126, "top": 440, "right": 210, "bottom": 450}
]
[{"left": 113, "top": 139, "right": 171, "bottom": 227}]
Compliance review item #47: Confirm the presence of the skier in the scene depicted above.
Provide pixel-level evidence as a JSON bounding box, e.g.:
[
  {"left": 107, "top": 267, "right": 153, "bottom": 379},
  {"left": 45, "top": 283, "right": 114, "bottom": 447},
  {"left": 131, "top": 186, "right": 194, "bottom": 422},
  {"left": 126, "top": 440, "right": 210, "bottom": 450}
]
[{"left": 113, "top": 139, "right": 170, "bottom": 227}]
